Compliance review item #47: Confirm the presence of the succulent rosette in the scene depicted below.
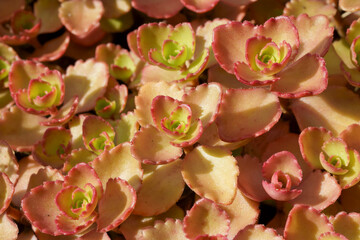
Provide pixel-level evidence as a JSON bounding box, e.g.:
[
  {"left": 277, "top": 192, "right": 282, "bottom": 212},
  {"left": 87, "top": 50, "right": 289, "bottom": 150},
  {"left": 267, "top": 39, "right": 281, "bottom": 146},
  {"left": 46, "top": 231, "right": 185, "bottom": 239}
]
[
  {"left": 132, "top": 22, "right": 209, "bottom": 85},
  {"left": 213, "top": 14, "right": 332, "bottom": 98},
  {"left": 299, "top": 125, "right": 360, "bottom": 189},
  {"left": 8, "top": 60, "right": 64, "bottom": 115},
  {"left": 21, "top": 163, "right": 136, "bottom": 236},
  {"left": 132, "top": 83, "right": 222, "bottom": 164}
]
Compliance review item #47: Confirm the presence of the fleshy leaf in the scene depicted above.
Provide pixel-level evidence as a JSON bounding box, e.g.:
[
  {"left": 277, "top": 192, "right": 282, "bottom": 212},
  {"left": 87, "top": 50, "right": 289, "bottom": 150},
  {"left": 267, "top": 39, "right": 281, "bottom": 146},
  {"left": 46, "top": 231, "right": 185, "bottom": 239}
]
[
  {"left": 0, "top": 105, "right": 49, "bottom": 151},
  {"left": 180, "top": 0, "right": 218, "bottom": 13},
  {"left": 331, "top": 212, "right": 360, "bottom": 240},
  {"left": 131, "top": 125, "right": 183, "bottom": 165},
  {"left": 133, "top": 160, "right": 184, "bottom": 216},
  {"left": 182, "top": 145, "right": 239, "bottom": 205},
  {"left": 337, "top": 150, "right": 360, "bottom": 189},
  {"left": 284, "top": 204, "right": 334, "bottom": 240},
  {"left": 216, "top": 88, "right": 281, "bottom": 142},
  {"left": 91, "top": 142, "right": 143, "bottom": 191},
  {"left": 291, "top": 86, "right": 360, "bottom": 136},
  {"left": 97, "top": 178, "right": 136, "bottom": 232},
  {"left": 59, "top": 0, "right": 104, "bottom": 36},
  {"left": 233, "top": 224, "right": 284, "bottom": 240},
  {"left": 0, "top": 214, "right": 18, "bottom": 240},
  {"left": 289, "top": 170, "right": 341, "bottom": 210},
  {"left": 271, "top": 54, "right": 328, "bottom": 98},
  {"left": 290, "top": 14, "right": 333, "bottom": 62},
  {"left": 0, "top": 172, "right": 14, "bottom": 215},
  {"left": 21, "top": 180, "right": 64, "bottom": 236},
  {"left": 34, "top": 0, "right": 62, "bottom": 34},
  {"left": 64, "top": 59, "right": 108, "bottom": 113},
  {"left": 218, "top": 188, "right": 259, "bottom": 239},
  {"left": 183, "top": 198, "right": 230, "bottom": 239},
  {"left": 139, "top": 219, "right": 187, "bottom": 240},
  {"left": 131, "top": 0, "right": 183, "bottom": 19},
  {"left": 237, "top": 155, "right": 269, "bottom": 202}
]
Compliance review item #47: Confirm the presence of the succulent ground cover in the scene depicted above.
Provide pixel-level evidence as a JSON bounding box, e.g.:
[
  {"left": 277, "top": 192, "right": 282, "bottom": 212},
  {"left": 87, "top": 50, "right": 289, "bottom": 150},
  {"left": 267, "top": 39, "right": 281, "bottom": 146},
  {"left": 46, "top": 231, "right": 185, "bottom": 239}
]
[{"left": 2, "top": 0, "right": 360, "bottom": 239}]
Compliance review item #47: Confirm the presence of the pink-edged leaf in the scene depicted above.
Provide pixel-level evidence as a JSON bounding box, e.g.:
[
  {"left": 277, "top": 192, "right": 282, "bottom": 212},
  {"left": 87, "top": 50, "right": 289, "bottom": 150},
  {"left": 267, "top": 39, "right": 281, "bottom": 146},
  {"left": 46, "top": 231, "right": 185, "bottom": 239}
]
[
  {"left": 34, "top": 0, "right": 62, "bottom": 34},
  {"left": 262, "top": 180, "right": 302, "bottom": 201},
  {"left": 181, "top": 0, "right": 219, "bottom": 13},
  {"left": 291, "top": 86, "right": 360, "bottom": 136},
  {"left": 183, "top": 198, "right": 230, "bottom": 239},
  {"left": 41, "top": 96, "right": 79, "bottom": 126},
  {"left": 212, "top": 21, "right": 256, "bottom": 73},
  {"left": 21, "top": 180, "right": 64, "bottom": 236},
  {"left": 219, "top": 188, "right": 260, "bottom": 239},
  {"left": 182, "top": 145, "right": 239, "bottom": 205},
  {"left": 131, "top": 0, "right": 183, "bottom": 19},
  {"left": 59, "top": 0, "right": 104, "bottom": 36},
  {"left": 97, "top": 178, "right": 136, "bottom": 232},
  {"left": 182, "top": 83, "right": 222, "bottom": 128},
  {"left": 216, "top": 88, "right": 281, "bottom": 142},
  {"left": 139, "top": 218, "right": 187, "bottom": 240},
  {"left": 64, "top": 59, "right": 108, "bottom": 113},
  {"left": 299, "top": 127, "right": 333, "bottom": 170},
  {"left": 318, "top": 232, "right": 348, "bottom": 240},
  {"left": 133, "top": 160, "right": 184, "bottom": 216},
  {"left": 0, "top": 214, "right": 18, "bottom": 240},
  {"left": 331, "top": 212, "right": 360, "bottom": 240},
  {"left": 271, "top": 54, "right": 327, "bottom": 98},
  {"left": 30, "top": 32, "right": 70, "bottom": 62},
  {"left": 236, "top": 155, "right": 269, "bottom": 202},
  {"left": 198, "top": 122, "right": 250, "bottom": 150},
  {"left": 0, "top": 172, "right": 14, "bottom": 215},
  {"left": 233, "top": 224, "right": 284, "bottom": 240},
  {"left": 289, "top": 170, "right": 341, "bottom": 210},
  {"left": 55, "top": 211, "right": 97, "bottom": 235},
  {"left": 0, "top": 105, "right": 49, "bottom": 151},
  {"left": 120, "top": 205, "right": 185, "bottom": 240},
  {"left": 284, "top": 0, "right": 337, "bottom": 19},
  {"left": 127, "top": 30, "right": 141, "bottom": 58},
  {"left": 290, "top": 14, "right": 333, "bottom": 61},
  {"left": 340, "top": 123, "right": 360, "bottom": 152},
  {"left": 131, "top": 125, "right": 183, "bottom": 165},
  {"left": 63, "top": 163, "right": 103, "bottom": 201},
  {"left": 91, "top": 142, "right": 143, "bottom": 191},
  {"left": 27, "top": 166, "right": 64, "bottom": 193},
  {"left": 339, "top": 0, "right": 360, "bottom": 11},
  {"left": 284, "top": 204, "right": 334, "bottom": 240},
  {"left": 0, "top": 140, "right": 19, "bottom": 184},
  {"left": 78, "top": 229, "right": 110, "bottom": 240}
]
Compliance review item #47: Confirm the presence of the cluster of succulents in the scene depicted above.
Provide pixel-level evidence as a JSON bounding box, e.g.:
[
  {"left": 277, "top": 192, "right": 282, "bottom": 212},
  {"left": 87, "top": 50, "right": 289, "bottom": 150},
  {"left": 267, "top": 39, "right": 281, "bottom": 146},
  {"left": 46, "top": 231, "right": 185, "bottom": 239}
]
[{"left": 2, "top": 0, "right": 360, "bottom": 239}]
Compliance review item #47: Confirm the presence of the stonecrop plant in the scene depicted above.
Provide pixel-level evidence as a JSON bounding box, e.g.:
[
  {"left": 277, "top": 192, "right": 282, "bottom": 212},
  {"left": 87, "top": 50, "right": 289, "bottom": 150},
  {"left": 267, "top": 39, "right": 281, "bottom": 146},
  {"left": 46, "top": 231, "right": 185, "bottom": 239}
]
[{"left": 2, "top": 0, "right": 360, "bottom": 240}]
